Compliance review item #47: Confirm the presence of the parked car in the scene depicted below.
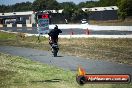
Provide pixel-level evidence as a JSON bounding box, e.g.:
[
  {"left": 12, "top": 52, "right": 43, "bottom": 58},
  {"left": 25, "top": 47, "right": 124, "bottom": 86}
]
[{"left": 81, "top": 19, "right": 88, "bottom": 24}]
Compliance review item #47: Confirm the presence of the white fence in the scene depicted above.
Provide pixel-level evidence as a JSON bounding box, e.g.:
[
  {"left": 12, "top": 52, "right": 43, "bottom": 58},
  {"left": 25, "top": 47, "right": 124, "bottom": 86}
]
[{"left": 0, "top": 24, "right": 132, "bottom": 31}]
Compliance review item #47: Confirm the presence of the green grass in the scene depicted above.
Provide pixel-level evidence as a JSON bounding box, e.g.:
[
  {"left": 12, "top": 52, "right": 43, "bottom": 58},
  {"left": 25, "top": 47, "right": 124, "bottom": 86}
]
[
  {"left": 0, "top": 31, "right": 132, "bottom": 87},
  {"left": 0, "top": 53, "right": 132, "bottom": 88},
  {"left": 59, "top": 38, "right": 132, "bottom": 65},
  {"left": 0, "top": 32, "right": 16, "bottom": 40},
  {"left": 0, "top": 53, "right": 75, "bottom": 88},
  {"left": 0, "top": 31, "right": 132, "bottom": 65}
]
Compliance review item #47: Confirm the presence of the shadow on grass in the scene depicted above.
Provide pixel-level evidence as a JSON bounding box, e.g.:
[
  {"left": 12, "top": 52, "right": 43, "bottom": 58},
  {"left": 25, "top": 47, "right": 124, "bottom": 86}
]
[{"left": 31, "top": 79, "right": 62, "bottom": 83}]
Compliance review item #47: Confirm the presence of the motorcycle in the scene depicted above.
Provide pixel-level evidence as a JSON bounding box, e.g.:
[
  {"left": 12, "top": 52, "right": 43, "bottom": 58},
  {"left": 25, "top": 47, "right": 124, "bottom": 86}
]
[
  {"left": 51, "top": 43, "right": 59, "bottom": 57},
  {"left": 49, "top": 37, "right": 59, "bottom": 57}
]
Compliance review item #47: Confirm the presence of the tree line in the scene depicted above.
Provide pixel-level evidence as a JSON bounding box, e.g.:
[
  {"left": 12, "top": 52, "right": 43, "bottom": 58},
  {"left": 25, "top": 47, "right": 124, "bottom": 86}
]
[{"left": 0, "top": 0, "right": 132, "bottom": 20}]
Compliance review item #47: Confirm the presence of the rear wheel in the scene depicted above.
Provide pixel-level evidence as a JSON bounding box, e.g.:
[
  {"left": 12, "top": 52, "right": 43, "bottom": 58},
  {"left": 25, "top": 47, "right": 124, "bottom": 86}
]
[
  {"left": 53, "top": 49, "right": 58, "bottom": 57},
  {"left": 53, "top": 51, "right": 57, "bottom": 57}
]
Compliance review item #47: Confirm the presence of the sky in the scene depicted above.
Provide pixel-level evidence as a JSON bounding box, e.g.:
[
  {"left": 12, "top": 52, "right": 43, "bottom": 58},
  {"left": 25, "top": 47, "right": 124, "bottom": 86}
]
[{"left": 0, "top": 0, "right": 99, "bottom": 5}]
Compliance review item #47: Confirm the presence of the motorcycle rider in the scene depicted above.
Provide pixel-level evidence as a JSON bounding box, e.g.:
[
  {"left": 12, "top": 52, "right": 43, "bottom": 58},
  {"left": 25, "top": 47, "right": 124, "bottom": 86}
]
[{"left": 48, "top": 25, "right": 62, "bottom": 45}]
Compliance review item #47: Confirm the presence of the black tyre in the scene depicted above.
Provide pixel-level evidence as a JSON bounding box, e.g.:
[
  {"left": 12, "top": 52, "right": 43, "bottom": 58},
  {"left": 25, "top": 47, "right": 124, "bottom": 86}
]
[
  {"left": 76, "top": 75, "right": 86, "bottom": 85},
  {"left": 53, "top": 49, "right": 58, "bottom": 57}
]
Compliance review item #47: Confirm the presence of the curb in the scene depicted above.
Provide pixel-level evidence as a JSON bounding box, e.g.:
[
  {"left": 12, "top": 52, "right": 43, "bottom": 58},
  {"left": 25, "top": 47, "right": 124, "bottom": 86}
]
[{"left": 1, "top": 30, "right": 132, "bottom": 39}]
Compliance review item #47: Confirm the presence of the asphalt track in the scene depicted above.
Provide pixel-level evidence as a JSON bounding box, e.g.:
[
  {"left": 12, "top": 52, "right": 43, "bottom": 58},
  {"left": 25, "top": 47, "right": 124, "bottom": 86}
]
[
  {"left": 0, "top": 46, "right": 132, "bottom": 80},
  {"left": 1, "top": 27, "right": 132, "bottom": 35}
]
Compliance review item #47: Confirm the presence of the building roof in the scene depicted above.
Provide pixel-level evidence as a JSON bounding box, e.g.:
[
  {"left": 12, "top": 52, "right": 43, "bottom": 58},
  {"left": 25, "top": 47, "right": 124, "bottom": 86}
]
[
  {"left": 0, "top": 11, "right": 33, "bottom": 16},
  {"left": 0, "top": 10, "right": 64, "bottom": 17},
  {"left": 43, "top": 9, "right": 63, "bottom": 13},
  {"left": 0, "top": 6, "right": 118, "bottom": 17},
  {"left": 82, "top": 6, "right": 118, "bottom": 12}
]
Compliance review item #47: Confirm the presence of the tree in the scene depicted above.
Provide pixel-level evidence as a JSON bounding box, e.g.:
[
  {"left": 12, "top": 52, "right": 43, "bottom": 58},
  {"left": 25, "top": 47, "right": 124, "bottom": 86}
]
[
  {"left": 71, "top": 8, "right": 87, "bottom": 23},
  {"left": 61, "top": 2, "right": 76, "bottom": 22},
  {"left": 32, "top": 0, "right": 60, "bottom": 11},
  {"left": 78, "top": 2, "right": 86, "bottom": 8},
  {"left": 0, "top": 5, "right": 10, "bottom": 13},
  {"left": 78, "top": 1, "right": 98, "bottom": 8},
  {"left": 98, "top": 0, "right": 117, "bottom": 6},
  {"left": 0, "top": 2, "right": 32, "bottom": 12},
  {"left": 62, "top": 7, "right": 74, "bottom": 22},
  {"left": 117, "top": 0, "right": 132, "bottom": 19},
  {"left": 85, "top": 1, "right": 98, "bottom": 8},
  {"left": 127, "top": 0, "right": 132, "bottom": 16},
  {"left": 12, "top": 2, "right": 32, "bottom": 12}
]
